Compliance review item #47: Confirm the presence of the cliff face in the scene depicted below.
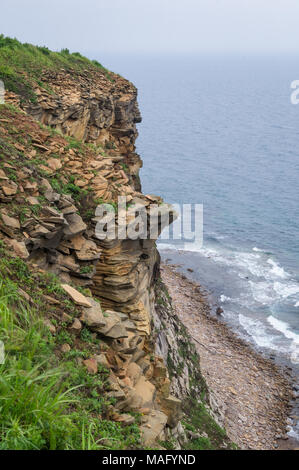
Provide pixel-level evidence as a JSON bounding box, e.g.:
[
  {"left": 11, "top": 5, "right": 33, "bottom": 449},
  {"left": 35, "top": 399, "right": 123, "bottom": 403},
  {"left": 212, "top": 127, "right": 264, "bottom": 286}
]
[
  {"left": 6, "top": 69, "right": 161, "bottom": 337},
  {"left": 1, "top": 52, "right": 230, "bottom": 449},
  {"left": 2, "top": 66, "right": 181, "bottom": 446}
]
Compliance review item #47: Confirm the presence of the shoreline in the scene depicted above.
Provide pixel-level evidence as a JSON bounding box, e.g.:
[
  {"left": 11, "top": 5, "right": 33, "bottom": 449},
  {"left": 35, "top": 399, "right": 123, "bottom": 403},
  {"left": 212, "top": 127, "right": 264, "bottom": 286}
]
[{"left": 161, "top": 262, "right": 297, "bottom": 450}]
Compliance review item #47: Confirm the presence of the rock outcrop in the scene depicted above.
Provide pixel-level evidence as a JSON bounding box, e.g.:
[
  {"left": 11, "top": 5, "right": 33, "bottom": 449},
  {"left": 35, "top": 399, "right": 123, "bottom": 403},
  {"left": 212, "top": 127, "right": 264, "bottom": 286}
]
[
  {"left": 0, "top": 56, "right": 230, "bottom": 448},
  {"left": 1, "top": 66, "right": 180, "bottom": 446}
]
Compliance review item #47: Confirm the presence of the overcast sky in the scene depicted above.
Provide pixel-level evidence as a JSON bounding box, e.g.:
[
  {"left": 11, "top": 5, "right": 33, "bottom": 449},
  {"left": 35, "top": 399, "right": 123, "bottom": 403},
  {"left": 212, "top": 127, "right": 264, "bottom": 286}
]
[{"left": 1, "top": 0, "right": 299, "bottom": 57}]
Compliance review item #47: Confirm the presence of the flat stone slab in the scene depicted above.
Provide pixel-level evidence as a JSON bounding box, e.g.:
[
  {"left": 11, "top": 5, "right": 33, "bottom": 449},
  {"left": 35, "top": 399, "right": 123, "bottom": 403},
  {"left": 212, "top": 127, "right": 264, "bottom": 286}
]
[
  {"left": 1, "top": 213, "right": 20, "bottom": 229},
  {"left": 140, "top": 411, "right": 168, "bottom": 447},
  {"left": 61, "top": 284, "right": 92, "bottom": 307}
]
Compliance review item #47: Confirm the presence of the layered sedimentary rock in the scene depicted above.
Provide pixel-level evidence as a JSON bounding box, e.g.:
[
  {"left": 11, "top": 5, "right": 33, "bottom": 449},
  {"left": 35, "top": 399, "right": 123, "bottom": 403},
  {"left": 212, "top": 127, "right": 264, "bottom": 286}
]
[
  {"left": 2, "top": 67, "right": 181, "bottom": 445},
  {"left": 5, "top": 70, "right": 173, "bottom": 339}
]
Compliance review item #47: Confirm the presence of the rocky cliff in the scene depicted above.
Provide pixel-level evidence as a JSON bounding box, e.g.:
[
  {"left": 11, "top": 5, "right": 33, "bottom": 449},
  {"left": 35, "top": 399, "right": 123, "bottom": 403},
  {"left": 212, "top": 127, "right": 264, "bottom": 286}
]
[{"left": 0, "top": 39, "right": 231, "bottom": 449}]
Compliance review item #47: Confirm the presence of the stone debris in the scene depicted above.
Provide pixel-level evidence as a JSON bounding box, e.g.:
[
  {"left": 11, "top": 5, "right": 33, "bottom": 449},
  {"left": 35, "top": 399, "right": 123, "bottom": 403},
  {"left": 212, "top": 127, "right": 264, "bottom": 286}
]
[{"left": 61, "top": 284, "right": 92, "bottom": 307}]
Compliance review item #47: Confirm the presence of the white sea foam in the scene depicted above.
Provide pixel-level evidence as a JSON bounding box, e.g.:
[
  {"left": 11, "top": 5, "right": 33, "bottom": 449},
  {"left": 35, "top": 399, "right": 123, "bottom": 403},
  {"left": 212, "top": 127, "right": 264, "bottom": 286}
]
[
  {"left": 157, "top": 242, "right": 180, "bottom": 251},
  {"left": 159, "top": 237, "right": 299, "bottom": 353},
  {"left": 253, "top": 247, "right": 265, "bottom": 252},
  {"left": 220, "top": 294, "right": 232, "bottom": 302},
  {"left": 238, "top": 314, "right": 282, "bottom": 350},
  {"left": 267, "top": 316, "right": 299, "bottom": 344},
  {"left": 189, "top": 243, "right": 299, "bottom": 306},
  {"left": 273, "top": 281, "right": 299, "bottom": 299},
  {"left": 267, "top": 258, "right": 289, "bottom": 279},
  {"left": 287, "top": 427, "right": 299, "bottom": 440},
  {"left": 248, "top": 280, "right": 275, "bottom": 305}
]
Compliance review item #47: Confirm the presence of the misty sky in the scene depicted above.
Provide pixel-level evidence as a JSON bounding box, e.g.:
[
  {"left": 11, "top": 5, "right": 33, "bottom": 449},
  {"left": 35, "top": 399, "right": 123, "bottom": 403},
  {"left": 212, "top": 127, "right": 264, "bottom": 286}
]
[{"left": 1, "top": 0, "right": 299, "bottom": 57}]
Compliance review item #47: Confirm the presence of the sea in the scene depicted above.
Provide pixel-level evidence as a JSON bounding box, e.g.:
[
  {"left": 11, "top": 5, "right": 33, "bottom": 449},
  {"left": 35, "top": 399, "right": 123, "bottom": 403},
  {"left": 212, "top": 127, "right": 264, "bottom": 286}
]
[{"left": 96, "top": 54, "right": 299, "bottom": 437}]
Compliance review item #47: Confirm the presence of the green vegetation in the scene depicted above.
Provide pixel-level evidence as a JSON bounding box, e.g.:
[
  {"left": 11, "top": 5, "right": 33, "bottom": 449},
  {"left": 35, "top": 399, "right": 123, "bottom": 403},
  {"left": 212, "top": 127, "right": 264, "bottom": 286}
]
[
  {"left": 80, "top": 265, "right": 94, "bottom": 275},
  {"left": 49, "top": 174, "right": 91, "bottom": 203},
  {"left": 181, "top": 400, "right": 228, "bottom": 450},
  {"left": 0, "top": 35, "right": 113, "bottom": 104},
  {"left": 0, "top": 243, "right": 141, "bottom": 450}
]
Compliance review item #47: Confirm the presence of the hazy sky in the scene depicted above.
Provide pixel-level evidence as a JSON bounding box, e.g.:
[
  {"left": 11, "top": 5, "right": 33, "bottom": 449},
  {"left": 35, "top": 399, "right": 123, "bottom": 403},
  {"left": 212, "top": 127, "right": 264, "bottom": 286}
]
[{"left": 1, "top": 0, "right": 299, "bottom": 57}]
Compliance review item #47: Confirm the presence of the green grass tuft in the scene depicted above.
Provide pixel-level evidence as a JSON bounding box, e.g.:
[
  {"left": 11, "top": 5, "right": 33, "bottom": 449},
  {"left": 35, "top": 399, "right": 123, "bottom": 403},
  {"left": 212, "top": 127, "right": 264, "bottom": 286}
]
[{"left": 0, "top": 35, "right": 113, "bottom": 103}]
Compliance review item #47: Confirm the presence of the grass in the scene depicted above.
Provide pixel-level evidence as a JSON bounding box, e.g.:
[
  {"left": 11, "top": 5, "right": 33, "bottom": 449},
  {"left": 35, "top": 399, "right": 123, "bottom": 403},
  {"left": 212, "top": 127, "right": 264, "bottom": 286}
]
[
  {"left": 181, "top": 399, "right": 228, "bottom": 450},
  {"left": 0, "top": 35, "right": 113, "bottom": 104},
  {"left": 0, "top": 244, "right": 141, "bottom": 450},
  {"left": 0, "top": 279, "right": 77, "bottom": 450}
]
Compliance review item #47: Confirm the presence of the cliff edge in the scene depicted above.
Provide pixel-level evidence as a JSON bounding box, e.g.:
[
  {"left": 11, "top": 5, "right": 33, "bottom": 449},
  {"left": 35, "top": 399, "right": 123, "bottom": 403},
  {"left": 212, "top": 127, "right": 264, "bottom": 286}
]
[{"left": 0, "top": 37, "right": 231, "bottom": 450}]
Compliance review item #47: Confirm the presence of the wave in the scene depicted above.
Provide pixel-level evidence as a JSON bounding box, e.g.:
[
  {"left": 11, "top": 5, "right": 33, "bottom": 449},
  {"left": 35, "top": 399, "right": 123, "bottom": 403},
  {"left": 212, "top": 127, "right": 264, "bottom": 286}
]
[
  {"left": 220, "top": 294, "right": 232, "bottom": 303},
  {"left": 267, "top": 315, "right": 299, "bottom": 345},
  {"left": 238, "top": 314, "right": 282, "bottom": 350},
  {"left": 157, "top": 242, "right": 181, "bottom": 251},
  {"left": 253, "top": 246, "right": 265, "bottom": 252},
  {"left": 267, "top": 258, "right": 289, "bottom": 279},
  {"left": 159, "top": 234, "right": 299, "bottom": 357},
  {"left": 273, "top": 281, "right": 299, "bottom": 299}
]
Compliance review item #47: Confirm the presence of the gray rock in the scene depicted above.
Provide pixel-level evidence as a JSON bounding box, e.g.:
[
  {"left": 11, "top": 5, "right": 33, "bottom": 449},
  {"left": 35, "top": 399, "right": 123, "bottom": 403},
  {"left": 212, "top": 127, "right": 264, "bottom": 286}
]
[
  {"left": 63, "top": 213, "right": 87, "bottom": 238},
  {"left": 81, "top": 298, "right": 106, "bottom": 328}
]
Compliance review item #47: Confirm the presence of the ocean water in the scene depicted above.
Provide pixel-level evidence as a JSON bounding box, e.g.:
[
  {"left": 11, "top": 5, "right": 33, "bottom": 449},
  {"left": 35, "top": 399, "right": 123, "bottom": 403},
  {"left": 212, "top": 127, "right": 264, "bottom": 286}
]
[{"left": 100, "top": 55, "right": 299, "bottom": 373}]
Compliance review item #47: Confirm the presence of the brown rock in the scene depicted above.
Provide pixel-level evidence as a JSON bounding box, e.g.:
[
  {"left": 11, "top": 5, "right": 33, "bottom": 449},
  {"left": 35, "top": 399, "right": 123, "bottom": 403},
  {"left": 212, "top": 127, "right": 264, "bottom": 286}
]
[
  {"left": 70, "top": 235, "right": 86, "bottom": 250},
  {"left": 61, "top": 312, "right": 73, "bottom": 323},
  {"left": 1, "top": 213, "right": 20, "bottom": 229},
  {"left": 83, "top": 358, "right": 98, "bottom": 374},
  {"left": 101, "top": 323, "right": 128, "bottom": 339},
  {"left": 42, "top": 295, "right": 61, "bottom": 305},
  {"left": 2, "top": 184, "right": 18, "bottom": 196},
  {"left": 61, "top": 343, "right": 71, "bottom": 353},
  {"left": 93, "top": 353, "right": 110, "bottom": 368},
  {"left": 70, "top": 318, "right": 82, "bottom": 333},
  {"left": 47, "top": 158, "right": 62, "bottom": 171},
  {"left": 76, "top": 240, "right": 101, "bottom": 261},
  {"left": 27, "top": 196, "right": 39, "bottom": 205},
  {"left": 61, "top": 284, "right": 92, "bottom": 307},
  {"left": 9, "top": 240, "right": 29, "bottom": 259},
  {"left": 127, "top": 362, "right": 142, "bottom": 386},
  {"left": 160, "top": 395, "right": 182, "bottom": 428},
  {"left": 114, "top": 414, "right": 135, "bottom": 426},
  {"left": 140, "top": 410, "right": 168, "bottom": 446},
  {"left": 0, "top": 169, "right": 8, "bottom": 180},
  {"left": 18, "top": 288, "right": 32, "bottom": 303},
  {"left": 43, "top": 319, "right": 56, "bottom": 334}
]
